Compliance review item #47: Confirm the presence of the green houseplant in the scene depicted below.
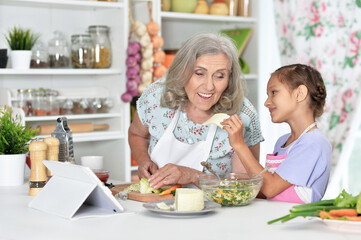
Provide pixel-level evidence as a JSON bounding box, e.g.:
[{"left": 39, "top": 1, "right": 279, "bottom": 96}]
[
  {"left": 0, "top": 107, "right": 38, "bottom": 186},
  {"left": 4, "top": 26, "right": 39, "bottom": 69}
]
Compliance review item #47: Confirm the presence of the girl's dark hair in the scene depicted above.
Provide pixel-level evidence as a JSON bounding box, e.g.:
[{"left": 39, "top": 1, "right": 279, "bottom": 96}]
[{"left": 272, "top": 64, "right": 327, "bottom": 118}]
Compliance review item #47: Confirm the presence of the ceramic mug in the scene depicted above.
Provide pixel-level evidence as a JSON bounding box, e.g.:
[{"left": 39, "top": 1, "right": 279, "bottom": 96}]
[{"left": 80, "top": 156, "right": 103, "bottom": 169}]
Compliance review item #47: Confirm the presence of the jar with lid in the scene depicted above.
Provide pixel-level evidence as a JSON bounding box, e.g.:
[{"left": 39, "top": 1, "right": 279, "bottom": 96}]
[
  {"left": 60, "top": 99, "right": 73, "bottom": 115},
  {"left": 30, "top": 41, "right": 49, "bottom": 68},
  {"left": 71, "top": 34, "right": 94, "bottom": 68},
  {"left": 33, "top": 90, "right": 47, "bottom": 116},
  {"left": 71, "top": 99, "right": 83, "bottom": 114},
  {"left": 48, "top": 31, "right": 70, "bottom": 68},
  {"left": 46, "top": 90, "right": 60, "bottom": 116},
  {"left": 98, "top": 97, "right": 113, "bottom": 113},
  {"left": 26, "top": 89, "right": 36, "bottom": 116},
  {"left": 88, "top": 25, "right": 112, "bottom": 68},
  {"left": 17, "top": 89, "right": 27, "bottom": 114}
]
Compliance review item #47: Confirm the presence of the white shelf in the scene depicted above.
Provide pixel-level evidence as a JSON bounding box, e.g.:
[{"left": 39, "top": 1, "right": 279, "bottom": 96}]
[
  {"left": 130, "top": 166, "right": 138, "bottom": 171},
  {"left": 0, "top": 69, "right": 122, "bottom": 75},
  {"left": 161, "top": 11, "right": 257, "bottom": 23},
  {"left": 25, "top": 112, "right": 122, "bottom": 122},
  {"left": 0, "top": 0, "right": 124, "bottom": 9},
  {"left": 37, "top": 131, "right": 123, "bottom": 142}
]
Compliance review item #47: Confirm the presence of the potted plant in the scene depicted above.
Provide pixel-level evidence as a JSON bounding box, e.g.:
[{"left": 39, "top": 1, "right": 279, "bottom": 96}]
[
  {"left": 4, "top": 26, "right": 39, "bottom": 69},
  {"left": 0, "top": 107, "right": 37, "bottom": 186}
]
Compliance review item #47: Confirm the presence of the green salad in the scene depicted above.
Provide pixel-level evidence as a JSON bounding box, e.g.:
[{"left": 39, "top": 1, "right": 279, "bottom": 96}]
[{"left": 205, "top": 182, "right": 259, "bottom": 206}]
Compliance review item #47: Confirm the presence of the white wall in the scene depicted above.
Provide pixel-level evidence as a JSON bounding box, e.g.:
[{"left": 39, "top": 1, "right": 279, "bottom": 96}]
[{"left": 257, "top": 0, "right": 289, "bottom": 164}]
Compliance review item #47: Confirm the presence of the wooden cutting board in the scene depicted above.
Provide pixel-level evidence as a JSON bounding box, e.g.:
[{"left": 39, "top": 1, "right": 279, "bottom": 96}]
[{"left": 110, "top": 184, "right": 175, "bottom": 202}]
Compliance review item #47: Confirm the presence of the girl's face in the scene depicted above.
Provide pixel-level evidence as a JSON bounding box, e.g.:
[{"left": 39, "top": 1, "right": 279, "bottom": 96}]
[
  {"left": 185, "top": 53, "right": 230, "bottom": 114},
  {"left": 264, "top": 75, "right": 298, "bottom": 123}
]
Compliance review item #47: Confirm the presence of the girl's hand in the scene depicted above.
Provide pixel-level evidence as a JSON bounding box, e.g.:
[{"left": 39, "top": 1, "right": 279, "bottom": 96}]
[
  {"left": 148, "top": 163, "right": 200, "bottom": 189},
  {"left": 137, "top": 160, "right": 158, "bottom": 179},
  {"left": 221, "top": 114, "right": 246, "bottom": 149}
]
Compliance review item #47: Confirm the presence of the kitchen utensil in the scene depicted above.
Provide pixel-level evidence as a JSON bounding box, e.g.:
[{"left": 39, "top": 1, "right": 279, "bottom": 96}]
[
  {"left": 253, "top": 165, "right": 271, "bottom": 179},
  {"left": 29, "top": 140, "right": 48, "bottom": 196},
  {"left": 201, "top": 161, "right": 220, "bottom": 181},
  {"left": 38, "top": 122, "right": 109, "bottom": 135},
  {"left": 110, "top": 184, "right": 175, "bottom": 202}
]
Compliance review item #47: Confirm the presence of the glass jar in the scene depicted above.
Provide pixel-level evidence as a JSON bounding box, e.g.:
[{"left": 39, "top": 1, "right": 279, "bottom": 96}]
[
  {"left": 26, "top": 89, "right": 36, "bottom": 116},
  {"left": 98, "top": 97, "right": 113, "bottom": 113},
  {"left": 60, "top": 99, "right": 73, "bottom": 115},
  {"left": 71, "top": 34, "right": 94, "bottom": 68},
  {"left": 17, "top": 89, "right": 27, "bottom": 114},
  {"left": 48, "top": 31, "right": 70, "bottom": 68},
  {"left": 30, "top": 41, "right": 49, "bottom": 68},
  {"left": 71, "top": 99, "right": 83, "bottom": 114},
  {"left": 88, "top": 25, "right": 112, "bottom": 68},
  {"left": 46, "top": 90, "right": 60, "bottom": 116},
  {"left": 33, "top": 90, "right": 47, "bottom": 116}
]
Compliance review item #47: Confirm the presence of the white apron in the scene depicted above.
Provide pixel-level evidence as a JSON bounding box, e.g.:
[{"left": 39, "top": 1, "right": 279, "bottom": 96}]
[{"left": 150, "top": 109, "right": 217, "bottom": 172}]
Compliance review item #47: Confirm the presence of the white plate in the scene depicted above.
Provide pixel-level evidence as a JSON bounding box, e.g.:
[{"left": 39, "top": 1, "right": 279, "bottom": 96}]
[
  {"left": 143, "top": 200, "right": 221, "bottom": 216},
  {"left": 315, "top": 218, "right": 361, "bottom": 233}
]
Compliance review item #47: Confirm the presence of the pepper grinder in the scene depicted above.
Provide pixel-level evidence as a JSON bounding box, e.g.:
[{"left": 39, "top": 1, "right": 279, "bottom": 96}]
[
  {"left": 29, "top": 141, "right": 48, "bottom": 196},
  {"left": 44, "top": 137, "right": 60, "bottom": 178}
]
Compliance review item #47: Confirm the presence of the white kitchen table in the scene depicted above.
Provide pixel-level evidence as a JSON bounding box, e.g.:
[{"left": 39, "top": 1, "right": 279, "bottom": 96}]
[{"left": 0, "top": 183, "right": 360, "bottom": 240}]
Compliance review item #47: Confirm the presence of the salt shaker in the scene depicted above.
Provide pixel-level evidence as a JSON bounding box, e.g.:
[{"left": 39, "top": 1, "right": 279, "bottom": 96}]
[
  {"left": 44, "top": 137, "right": 60, "bottom": 178},
  {"left": 29, "top": 140, "right": 48, "bottom": 196}
]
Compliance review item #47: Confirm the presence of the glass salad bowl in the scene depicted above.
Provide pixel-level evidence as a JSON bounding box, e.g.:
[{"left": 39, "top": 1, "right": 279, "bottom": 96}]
[{"left": 198, "top": 173, "right": 263, "bottom": 206}]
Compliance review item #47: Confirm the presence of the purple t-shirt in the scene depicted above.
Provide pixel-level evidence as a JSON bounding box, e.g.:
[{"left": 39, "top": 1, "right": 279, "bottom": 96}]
[{"left": 273, "top": 129, "right": 332, "bottom": 202}]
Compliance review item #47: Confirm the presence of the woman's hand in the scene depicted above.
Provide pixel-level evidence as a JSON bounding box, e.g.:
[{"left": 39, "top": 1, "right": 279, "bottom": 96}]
[
  {"left": 221, "top": 114, "right": 246, "bottom": 149},
  {"left": 148, "top": 163, "right": 201, "bottom": 189},
  {"left": 137, "top": 160, "right": 158, "bottom": 179}
]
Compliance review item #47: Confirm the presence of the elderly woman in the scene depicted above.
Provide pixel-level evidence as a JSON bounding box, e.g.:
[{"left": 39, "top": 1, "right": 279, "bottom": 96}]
[{"left": 128, "top": 32, "right": 263, "bottom": 189}]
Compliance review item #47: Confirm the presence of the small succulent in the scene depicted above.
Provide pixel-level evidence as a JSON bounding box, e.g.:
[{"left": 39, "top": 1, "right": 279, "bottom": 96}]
[{"left": 4, "top": 26, "right": 40, "bottom": 51}]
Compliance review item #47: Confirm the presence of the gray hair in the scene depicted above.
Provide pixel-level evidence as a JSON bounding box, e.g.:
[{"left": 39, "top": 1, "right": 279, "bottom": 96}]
[{"left": 160, "top": 32, "right": 246, "bottom": 115}]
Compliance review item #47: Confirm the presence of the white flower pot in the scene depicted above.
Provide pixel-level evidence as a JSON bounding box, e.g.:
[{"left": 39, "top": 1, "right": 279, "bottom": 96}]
[
  {"left": 0, "top": 154, "right": 26, "bottom": 186},
  {"left": 10, "top": 50, "right": 32, "bottom": 69}
]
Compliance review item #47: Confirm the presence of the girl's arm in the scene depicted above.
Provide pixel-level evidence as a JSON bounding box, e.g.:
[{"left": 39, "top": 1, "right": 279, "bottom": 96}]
[
  {"left": 223, "top": 115, "right": 291, "bottom": 198},
  {"left": 128, "top": 111, "right": 158, "bottom": 179}
]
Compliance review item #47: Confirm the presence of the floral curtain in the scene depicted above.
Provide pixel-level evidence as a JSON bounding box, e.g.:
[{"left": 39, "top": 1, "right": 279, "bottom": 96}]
[{"left": 273, "top": 0, "right": 361, "bottom": 196}]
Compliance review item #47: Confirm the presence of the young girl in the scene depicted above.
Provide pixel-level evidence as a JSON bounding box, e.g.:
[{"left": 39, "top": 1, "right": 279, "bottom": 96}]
[{"left": 222, "top": 64, "right": 332, "bottom": 203}]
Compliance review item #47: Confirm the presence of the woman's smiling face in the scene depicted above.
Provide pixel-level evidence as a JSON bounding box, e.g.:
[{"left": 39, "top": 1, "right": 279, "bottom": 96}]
[{"left": 184, "top": 53, "right": 230, "bottom": 114}]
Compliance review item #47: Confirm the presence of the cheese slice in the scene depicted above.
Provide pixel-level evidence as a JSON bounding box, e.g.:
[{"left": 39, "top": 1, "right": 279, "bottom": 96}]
[
  {"left": 175, "top": 188, "right": 204, "bottom": 211},
  {"left": 156, "top": 202, "right": 171, "bottom": 210},
  {"left": 202, "top": 113, "right": 230, "bottom": 128}
]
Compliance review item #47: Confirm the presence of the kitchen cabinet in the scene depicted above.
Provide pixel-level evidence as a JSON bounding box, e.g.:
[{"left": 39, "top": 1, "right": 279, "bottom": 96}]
[{"left": 0, "top": 0, "right": 132, "bottom": 181}]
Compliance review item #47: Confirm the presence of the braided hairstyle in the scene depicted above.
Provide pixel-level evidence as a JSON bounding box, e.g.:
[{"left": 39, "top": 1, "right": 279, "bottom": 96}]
[{"left": 272, "top": 64, "right": 327, "bottom": 118}]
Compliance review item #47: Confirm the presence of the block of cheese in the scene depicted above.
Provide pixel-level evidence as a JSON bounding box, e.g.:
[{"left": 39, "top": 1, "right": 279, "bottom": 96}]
[{"left": 175, "top": 188, "right": 204, "bottom": 211}]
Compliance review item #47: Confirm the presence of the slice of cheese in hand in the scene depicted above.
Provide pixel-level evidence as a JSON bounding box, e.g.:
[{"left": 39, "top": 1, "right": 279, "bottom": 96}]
[
  {"left": 202, "top": 113, "right": 230, "bottom": 128},
  {"left": 175, "top": 188, "right": 204, "bottom": 211}
]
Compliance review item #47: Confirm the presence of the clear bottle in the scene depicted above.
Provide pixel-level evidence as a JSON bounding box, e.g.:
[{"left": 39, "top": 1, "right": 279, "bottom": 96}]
[
  {"left": 17, "top": 89, "right": 27, "bottom": 114},
  {"left": 48, "top": 31, "right": 70, "bottom": 68},
  {"left": 46, "top": 90, "right": 60, "bottom": 116},
  {"left": 71, "top": 34, "right": 94, "bottom": 68},
  {"left": 33, "top": 90, "right": 47, "bottom": 116},
  {"left": 88, "top": 25, "right": 112, "bottom": 68}
]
